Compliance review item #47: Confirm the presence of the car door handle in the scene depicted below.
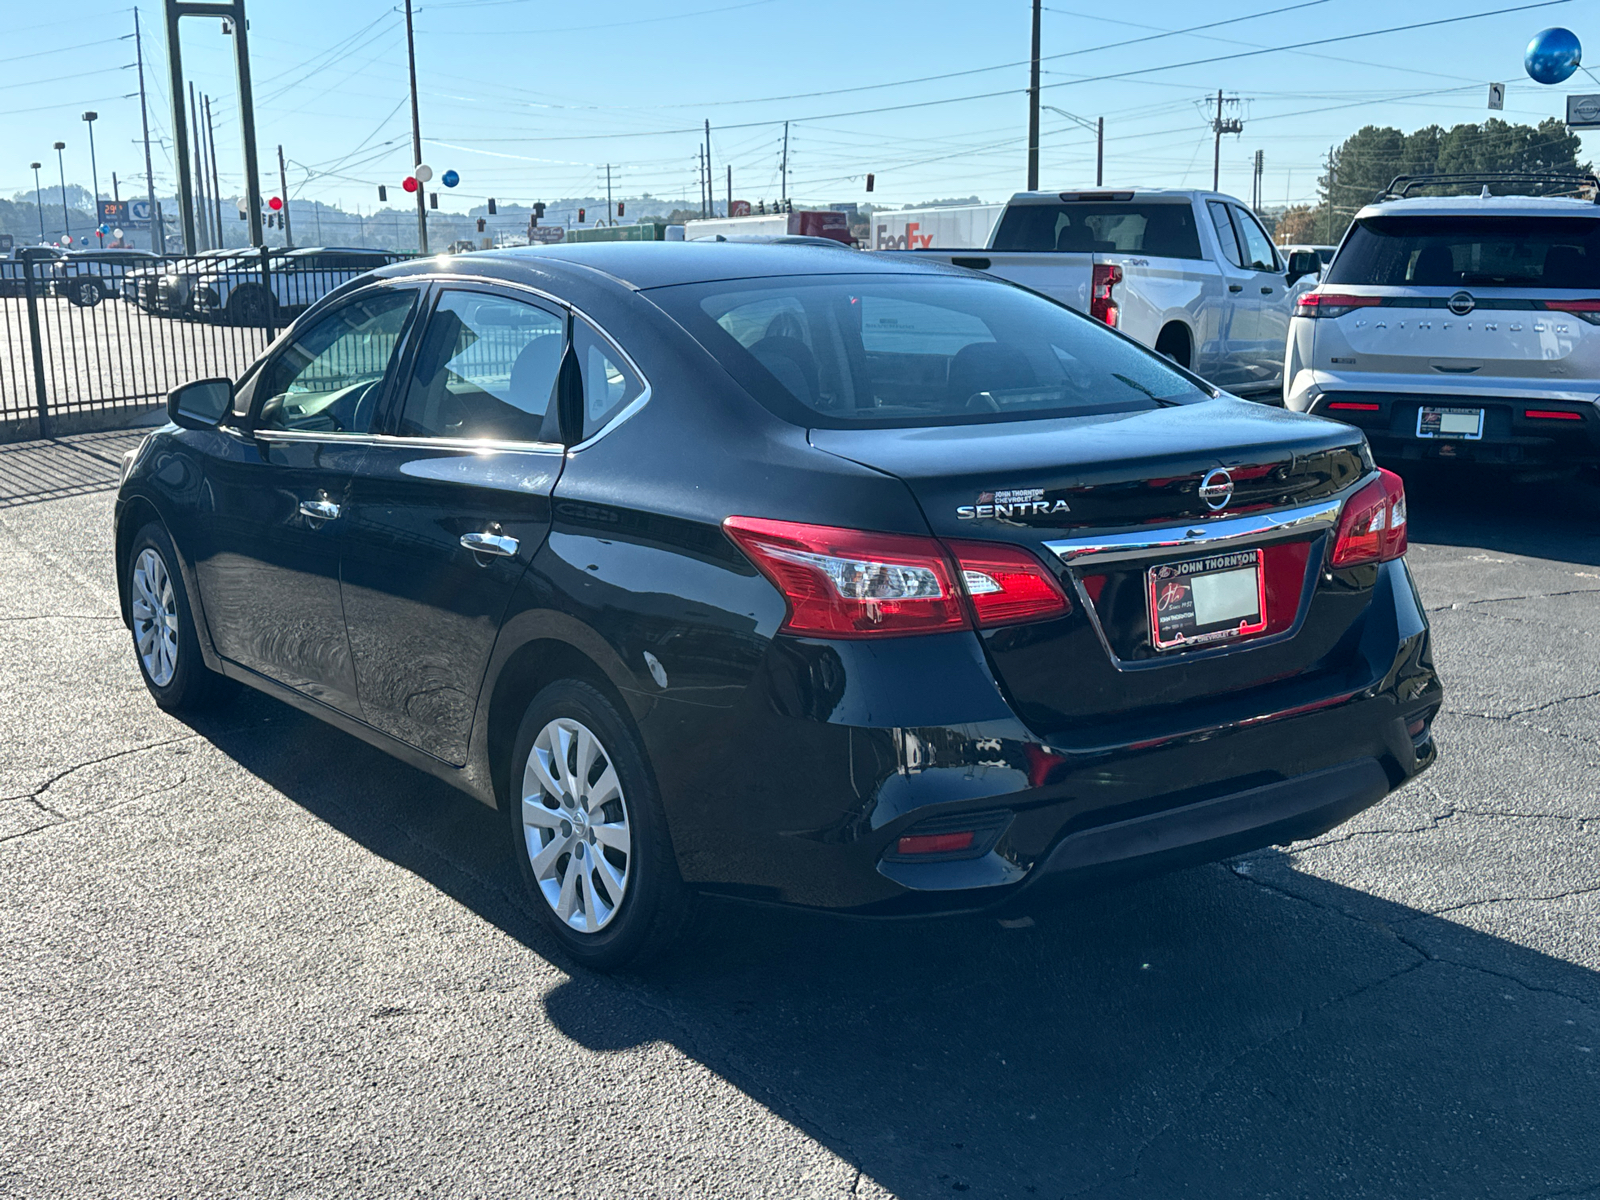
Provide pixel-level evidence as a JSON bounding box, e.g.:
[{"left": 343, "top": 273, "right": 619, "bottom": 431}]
[
  {"left": 1260, "top": 286, "right": 1275, "bottom": 294},
  {"left": 298, "top": 498, "right": 340, "bottom": 521},
  {"left": 1228, "top": 284, "right": 1244, "bottom": 293},
  {"left": 461, "top": 531, "right": 519, "bottom": 557}
]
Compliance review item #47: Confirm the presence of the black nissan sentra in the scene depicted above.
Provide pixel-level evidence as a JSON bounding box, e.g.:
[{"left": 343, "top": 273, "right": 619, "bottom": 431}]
[{"left": 115, "top": 244, "right": 1440, "bottom": 968}]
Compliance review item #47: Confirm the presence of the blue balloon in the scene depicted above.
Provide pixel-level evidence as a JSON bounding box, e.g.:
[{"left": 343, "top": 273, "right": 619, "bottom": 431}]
[
  {"left": 441, "top": 169, "right": 460, "bottom": 188},
  {"left": 1525, "top": 26, "right": 1581, "bottom": 85}
]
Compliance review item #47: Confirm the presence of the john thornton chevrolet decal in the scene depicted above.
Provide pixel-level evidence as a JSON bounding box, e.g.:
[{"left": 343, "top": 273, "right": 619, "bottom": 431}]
[{"left": 956, "top": 487, "right": 1071, "bottom": 521}]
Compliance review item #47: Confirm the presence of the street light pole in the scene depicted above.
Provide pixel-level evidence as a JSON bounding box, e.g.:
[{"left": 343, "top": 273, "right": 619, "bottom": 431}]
[
  {"left": 1027, "top": 0, "right": 1041, "bottom": 191},
  {"left": 403, "top": 0, "right": 428, "bottom": 253},
  {"left": 82, "top": 112, "right": 102, "bottom": 244},
  {"left": 53, "top": 142, "right": 69, "bottom": 243},
  {"left": 30, "top": 163, "right": 45, "bottom": 243}
]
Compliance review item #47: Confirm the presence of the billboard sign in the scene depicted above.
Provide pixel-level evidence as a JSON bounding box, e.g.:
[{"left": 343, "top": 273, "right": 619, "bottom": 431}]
[
  {"left": 527, "top": 224, "right": 566, "bottom": 245},
  {"left": 730, "top": 200, "right": 751, "bottom": 217}
]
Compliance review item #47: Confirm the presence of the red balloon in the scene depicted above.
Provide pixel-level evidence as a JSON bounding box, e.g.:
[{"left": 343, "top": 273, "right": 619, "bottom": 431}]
[
  {"left": 402, "top": 176, "right": 419, "bottom": 193},
  {"left": 267, "top": 196, "right": 283, "bottom": 211}
]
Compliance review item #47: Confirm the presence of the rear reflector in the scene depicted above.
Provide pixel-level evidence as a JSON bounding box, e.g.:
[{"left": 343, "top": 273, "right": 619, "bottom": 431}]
[
  {"left": 1295, "top": 291, "right": 1382, "bottom": 319},
  {"left": 1330, "top": 468, "right": 1408, "bottom": 568},
  {"left": 944, "top": 539, "right": 1071, "bottom": 628},
  {"left": 1525, "top": 409, "right": 1583, "bottom": 421},
  {"left": 896, "top": 830, "right": 975, "bottom": 856},
  {"left": 1407, "top": 717, "right": 1427, "bottom": 737},
  {"left": 1327, "top": 402, "right": 1381, "bottom": 412},
  {"left": 723, "top": 516, "right": 967, "bottom": 638}
]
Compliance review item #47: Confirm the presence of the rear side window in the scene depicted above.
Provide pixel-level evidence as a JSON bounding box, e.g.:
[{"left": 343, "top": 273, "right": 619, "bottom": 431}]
[
  {"left": 1326, "top": 216, "right": 1600, "bottom": 289},
  {"left": 649, "top": 274, "right": 1206, "bottom": 429},
  {"left": 990, "top": 203, "right": 1203, "bottom": 259},
  {"left": 399, "top": 290, "right": 565, "bottom": 442},
  {"left": 574, "top": 320, "right": 644, "bottom": 440}
]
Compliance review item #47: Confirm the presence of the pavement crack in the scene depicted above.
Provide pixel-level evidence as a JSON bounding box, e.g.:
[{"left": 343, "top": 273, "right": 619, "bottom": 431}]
[
  {"left": 1427, "top": 587, "right": 1600, "bottom": 613},
  {"left": 0, "top": 733, "right": 201, "bottom": 810},
  {"left": 0, "top": 613, "right": 121, "bottom": 622}
]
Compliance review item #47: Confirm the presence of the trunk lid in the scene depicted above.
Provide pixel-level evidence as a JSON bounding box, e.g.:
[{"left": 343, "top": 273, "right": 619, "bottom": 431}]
[{"left": 809, "top": 400, "right": 1374, "bottom": 736}]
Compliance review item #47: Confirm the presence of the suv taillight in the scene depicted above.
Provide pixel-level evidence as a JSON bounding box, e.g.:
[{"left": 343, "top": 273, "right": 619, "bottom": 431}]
[
  {"left": 723, "top": 517, "right": 1070, "bottom": 638},
  {"left": 1544, "top": 298, "right": 1600, "bottom": 326},
  {"left": 1295, "top": 291, "right": 1382, "bottom": 319},
  {"left": 1330, "top": 469, "right": 1408, "bottom": 567},
  {"left": 1090, "top": 262, "right": 1121, "bottom": 327}
]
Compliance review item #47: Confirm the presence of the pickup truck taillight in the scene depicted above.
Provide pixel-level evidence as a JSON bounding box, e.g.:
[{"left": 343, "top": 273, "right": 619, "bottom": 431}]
[
  {"left": 1090, "top": 263, "right": 1121, "bottom": 327},
  {"left": 1330, "top": 469, "right": 1407, "bottom": 567},
  {"left": 723, "top": 517, "right": 1069, "bottom": 638},
  {"left": 1294, "top": 291, "right": 1381, "bottom": 319}
]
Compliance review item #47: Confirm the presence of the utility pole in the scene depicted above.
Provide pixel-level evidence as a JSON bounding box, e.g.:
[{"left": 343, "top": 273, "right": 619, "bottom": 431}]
[
  {"left": 1210, "top": 90, "right": 1243, "bottom": 193},
  {"left": 780, "top": 120, "right": 789, "bottom": 206},
  {"left": 699, "top": 146, "right": 707, "bottom": 218},
  {"left": 1096, "top": 117, "right": 1104, "bottom": 187},
  {"left": 1027, "top": 0, "right": 1041, "bottom": 190},
  {"left": 1252, "top": 149, "right": 1264, "bottom": 211},
  {"left": 727, "top": 164, "right": 732, "bottom": 217},
  {"left": 134, "top": 8, "right": 162, "bottom": 252},
  {"left": 82, "top": 112, "right": 102, "bottom": 243},
  {"left": 205, "top": 94, "right": 224, "bottom": 245},
  {"left": 606, "top": 164, "right": 613, "bottom": 225},
  {"left": 188, "top": 81, "right": 208, "bottom": 248},
  {"left": 30, "top": 163, "right": 45, "bottom": 243},
  {"left": 278, "top": 144, "right": 294, "bottom": 248},
  {"left": 704, "top": 120, "right": 713, "bottom": 217},
  {"left": 403, "top": 0, "right": 428, "bottom": 253},
  {"left": 1323, "top": 144, "right": 1336, "bottom": 243},
  {"left": 53, "top": 142, "right": 69, "bottom": 242}
]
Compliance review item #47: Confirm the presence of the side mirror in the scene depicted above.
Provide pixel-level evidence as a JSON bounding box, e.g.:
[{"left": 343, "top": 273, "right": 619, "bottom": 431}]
[
  {"left": 1285, "top": 250, "right": 1321, "bottom": 288},
  {"left": 167, "top": 377, "right": 232, "bottom": 431}
]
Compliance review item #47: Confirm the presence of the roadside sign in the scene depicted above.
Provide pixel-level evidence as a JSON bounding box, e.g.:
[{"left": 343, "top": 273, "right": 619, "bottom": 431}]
[
  {"left": 730, "top": 200, "right": 751, "bottom": 217},
  {"left": 98, "top": 200, "right": 129, "bottom": 226},
  {"left": 1567, "top": 94, "right": 1600, "bottom": 128},
  {"left": 527, "top": 225, "right": 565, "bottom": 245},
  {"left": 1487, "top": 82, "right": 1505, "bottom": 110}
]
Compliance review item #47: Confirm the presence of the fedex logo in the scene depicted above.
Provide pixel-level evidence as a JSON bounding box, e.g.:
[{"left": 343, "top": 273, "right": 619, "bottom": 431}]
[{"left": 875, "top": 221, "right": 933, "bottom": 251}]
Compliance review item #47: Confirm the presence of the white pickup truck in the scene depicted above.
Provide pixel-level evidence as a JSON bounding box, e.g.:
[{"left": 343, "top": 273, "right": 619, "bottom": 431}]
[{"left": 886, "top": 188, "right": 1320, "bottom": 400}]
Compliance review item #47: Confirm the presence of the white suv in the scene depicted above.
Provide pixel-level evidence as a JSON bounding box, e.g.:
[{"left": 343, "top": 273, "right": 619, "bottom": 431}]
[{"left": 1284, "top": 174, "right": 1599, "bottom": 469}]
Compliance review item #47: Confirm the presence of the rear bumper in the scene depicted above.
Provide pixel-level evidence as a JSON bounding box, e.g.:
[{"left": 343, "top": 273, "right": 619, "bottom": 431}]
[{"left": 1302, "top": 390, "right": 1600, "bottom": 467}]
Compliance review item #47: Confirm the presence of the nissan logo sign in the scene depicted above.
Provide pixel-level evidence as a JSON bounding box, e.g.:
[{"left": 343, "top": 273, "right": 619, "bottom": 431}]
[
  {"left": 1198, "top": 468, "right": 1234, "bottom": 511},
  {"left": 1447, "top": 291, "right": 1476, "bottom": 316}
]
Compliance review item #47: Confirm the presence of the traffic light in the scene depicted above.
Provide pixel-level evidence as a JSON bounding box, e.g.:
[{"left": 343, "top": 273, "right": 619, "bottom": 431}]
[
  {"left": 378, "top": 185, "right": 387, "bottom": 202},
  {"left": 429, "top": 192, "right": 438, "bottom": 209},
  {"left": 578, "top": 207, "right": 586, "bottom": 223},
  {"left": 487, "top": 198, "right": 497, "bottom": 215},
  {"left": 533, "top": 202, "right": 546, "bottom": 219},
  {"left": 476, "top": 218, "right": 485, "bottom": 233},
  {"left": 866, "top": 174, "right": 875, "bottom": 192},
  {"left": 617, "top": 201, "right": 624, "bottom": 217}
]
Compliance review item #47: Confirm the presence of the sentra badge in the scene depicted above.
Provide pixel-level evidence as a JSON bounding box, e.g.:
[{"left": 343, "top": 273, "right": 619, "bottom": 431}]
[{"left": 957, "top": 487, "right": 1071, "bottom": 521}]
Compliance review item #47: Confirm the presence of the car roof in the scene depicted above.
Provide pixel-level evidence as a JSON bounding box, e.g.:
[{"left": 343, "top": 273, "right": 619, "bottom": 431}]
[
  {"left": 377, "top": 241, "right": 965, "bottom": 291},
  {"left": 1352, "top": 194, "right": 1600, "bottom": 221}
]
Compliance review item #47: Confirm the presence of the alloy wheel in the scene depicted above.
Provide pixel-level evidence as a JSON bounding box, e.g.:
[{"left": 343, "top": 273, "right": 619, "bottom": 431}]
[
  {"left": 521, "top": 717, "right": 632, "bottom": 934},
  {"left": 130, "top": 547, "right": 180, "bottom": 687}
]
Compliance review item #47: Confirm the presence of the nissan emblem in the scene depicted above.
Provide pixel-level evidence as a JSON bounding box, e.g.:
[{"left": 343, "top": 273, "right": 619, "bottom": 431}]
[
  {"left": 1447, "top": 291, "right": 1476, "bottom": 316},
  {"left": 1198, "top": 468, "right": 1234, "bottom": 511}
]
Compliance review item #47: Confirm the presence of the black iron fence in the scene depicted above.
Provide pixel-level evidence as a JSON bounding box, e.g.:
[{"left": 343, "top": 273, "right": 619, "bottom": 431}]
[{"left": 0, "top": 246, "right": 407, "bottom": 441}]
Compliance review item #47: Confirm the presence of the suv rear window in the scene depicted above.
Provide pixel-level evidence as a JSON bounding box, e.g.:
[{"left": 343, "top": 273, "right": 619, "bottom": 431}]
[
  {"left": 648, "top": 274, "right": 1206, "bottom": 429},
  {"left": 1326, "top": 215, "right": 1600, "bottom": 289},
  {"left": 990, "top": 202, "right": 1203, "bottom": 259}
]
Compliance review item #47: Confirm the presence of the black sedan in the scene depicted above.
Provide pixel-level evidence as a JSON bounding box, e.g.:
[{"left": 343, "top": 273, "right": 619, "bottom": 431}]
[{"left": 115, "top": 244, "right": 1440, "bottom": 969}]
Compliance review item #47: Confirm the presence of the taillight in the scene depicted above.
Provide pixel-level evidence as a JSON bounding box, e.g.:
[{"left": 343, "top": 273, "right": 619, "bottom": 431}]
[
  {"left": 1090, "top": 262, "right": 1121, "bottom": 327},
  {"left": 723, "top": 516, "right": 967, "bottom": 638},
  {"left": 1330, "top": 469, "right": 1408, "bottom": 567},
  {"left": 943, "top": 539, "right": 1071, "bottom": 627},
  {"left": 723, "top": 518, "right": 1072, "bottom": 638},
  {"left": 1295, "top": 291, "right": 1382, "bottom": 319},
  {"left": 1544, "top": 298, "right": 1600, "bottom": 325},
  {"left": 1525, "top": 408, "right": 1583, "bottom": 421}
]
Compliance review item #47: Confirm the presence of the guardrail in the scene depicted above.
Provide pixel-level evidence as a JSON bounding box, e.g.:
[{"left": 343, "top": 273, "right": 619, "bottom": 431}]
[{"left": 0, "top": 246, "right": 407, "bottom": 441}]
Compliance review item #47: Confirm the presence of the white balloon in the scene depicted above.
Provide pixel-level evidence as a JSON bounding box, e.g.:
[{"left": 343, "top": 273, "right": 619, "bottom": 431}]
[
  {"left": 414, "top": 164, "right": 433, "bottom": 183},
  {"left": 113, "top": 228, "right": 124, "bottom": 239}
]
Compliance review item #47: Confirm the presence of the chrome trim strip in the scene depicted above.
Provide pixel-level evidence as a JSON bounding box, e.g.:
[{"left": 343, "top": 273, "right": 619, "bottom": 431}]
[
  {"left": 1044, "top": 496, "right": 1346, "bottom": 566},
  {"left": 253, "top": 430, "right": 565, "bottom": 455}
]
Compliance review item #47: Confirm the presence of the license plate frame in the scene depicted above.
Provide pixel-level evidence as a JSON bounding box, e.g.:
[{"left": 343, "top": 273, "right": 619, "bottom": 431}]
[
  {"left": 1416, "top": 405, "right": 1484, "bottom": 440},
  {"left": 1148, "top": 549, "right": 1268, "bottom": 652}
]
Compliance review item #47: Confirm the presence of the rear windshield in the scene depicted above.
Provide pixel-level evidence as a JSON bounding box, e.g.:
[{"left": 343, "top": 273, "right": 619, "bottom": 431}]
[
  {"left": 990, "top": 202, "right": 1203, "bottom": 258},
  {"left": 648, "top": 275, "right": 1207, "bottom": 429},
  {"left": 1326, "top": 216, "right": 1600, "bottom": 289}
]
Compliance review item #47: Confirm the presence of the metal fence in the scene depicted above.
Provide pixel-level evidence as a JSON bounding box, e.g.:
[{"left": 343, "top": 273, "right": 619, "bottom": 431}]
[{"left": 0, "top": 247, "right": 406, "bottom": 441}]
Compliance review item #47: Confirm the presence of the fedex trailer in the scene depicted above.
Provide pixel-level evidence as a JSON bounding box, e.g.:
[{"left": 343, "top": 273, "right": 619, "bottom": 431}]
[{"left": 871, "top": 203, "right": 1004, "bottom": 251}]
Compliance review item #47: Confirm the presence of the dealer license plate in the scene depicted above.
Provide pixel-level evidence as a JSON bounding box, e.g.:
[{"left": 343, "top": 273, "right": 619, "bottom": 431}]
[
  {"left": 1417, "top": 405, "right": 1483, "bottom": 440},
  {"left": 1148, "top": 549, "right": 1268, "bottom": 651}
]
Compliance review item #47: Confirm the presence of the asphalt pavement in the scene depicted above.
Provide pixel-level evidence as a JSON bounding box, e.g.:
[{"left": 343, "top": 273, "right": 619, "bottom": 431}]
[{"left": 1, "top": 436, "right": 1596, "bottom": 1199}]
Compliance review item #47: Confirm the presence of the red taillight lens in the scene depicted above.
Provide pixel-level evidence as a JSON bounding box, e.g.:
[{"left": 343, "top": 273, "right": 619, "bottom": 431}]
[
  {"left": 1326, "top": 401, "right": 1381, "bottom": 412},
  {"left": 944, "top": 539, "right": 1071, "bottom": 628},
  {"left": 1330, "top": 469, "right": 1408, "bottom": 568},
  {"left": 1295, "top": 291, "right": 1382, "bottom": 319},
  {"left": 1544, "top": 297, "right": 1600, "bottom": 325},
  {"left": 1090, "top": 262, "right": 1122, "bottom": 327},
  {"left": 1525, "top": 408, "right": 1583, "bottom": 421},
  {"left": 896, "top": 831, "right": 975, "bottom": 856},
  {"left": 723, "top": 516, "right": 968, "bottom": 638}
]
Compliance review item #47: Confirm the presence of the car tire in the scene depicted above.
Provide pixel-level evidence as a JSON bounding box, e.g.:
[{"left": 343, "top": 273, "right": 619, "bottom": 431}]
[
  {"left": 506, "top": 679, "right": 694, "bottom": 971},
  {"left": 126, "top": 522, "right": 234, "bottom": 712},
  {"left": 69, "top": 278, "right": 104, "bottom": 307},
  {"left": 226, "top": 285, "right": 277, "bottom": 329}
]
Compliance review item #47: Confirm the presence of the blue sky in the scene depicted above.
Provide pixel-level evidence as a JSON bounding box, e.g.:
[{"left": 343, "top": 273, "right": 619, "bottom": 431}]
[{"left": 2, "top": 0, "right": 1595, "bottom": 217}]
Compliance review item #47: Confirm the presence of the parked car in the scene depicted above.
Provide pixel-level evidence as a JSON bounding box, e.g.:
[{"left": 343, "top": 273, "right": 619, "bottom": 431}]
[
  {"left": 116, "top": 243, "right": 1440, "bottom": 969},
  {"left": 191, "top": 247, "right": 403, "bottom": 325},
  {"left": 49, "top": 248, "right": 161, "bottom": 306},
  {"left": 1285, "top": 173, "right": 1600, "bottom": 469},
  {"left": 883, "top": 188, "right": 1321, "bottom": 400},
  {"left": 0, "top": 246, "right": 65, "bottom": 297},
  {"left": 121, "top": 249, "right": 240, "bottom": 315}
]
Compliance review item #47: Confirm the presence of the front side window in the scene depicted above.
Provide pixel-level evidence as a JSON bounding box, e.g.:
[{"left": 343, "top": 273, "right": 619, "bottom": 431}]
[
  {"left": 1207, "top": 201, "right": 1245, "bottom": 269},
  {"left": 1231, "top": 205, "right": 1279, "bottom": 272},
  {"left": 399, "top": 290, "right": 566, "bottom": 442},
  {"left": 1326, "top": 216, "right": 1600, "bottom": 289},
  {"left": 649, "top": 274, "right": 1206, "bottom": 429},
  {"left": 256, "top": 288, "right": 416, "bottom": 433}
]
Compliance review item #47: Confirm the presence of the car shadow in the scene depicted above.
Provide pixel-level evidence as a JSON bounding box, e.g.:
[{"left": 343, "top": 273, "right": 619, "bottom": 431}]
[
  {"left": 1399, "top": 463, "right": 1600, "bottom": 566},
  {"left": 181, "top": 693, "right": 1600, "bottom": 1199}
]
